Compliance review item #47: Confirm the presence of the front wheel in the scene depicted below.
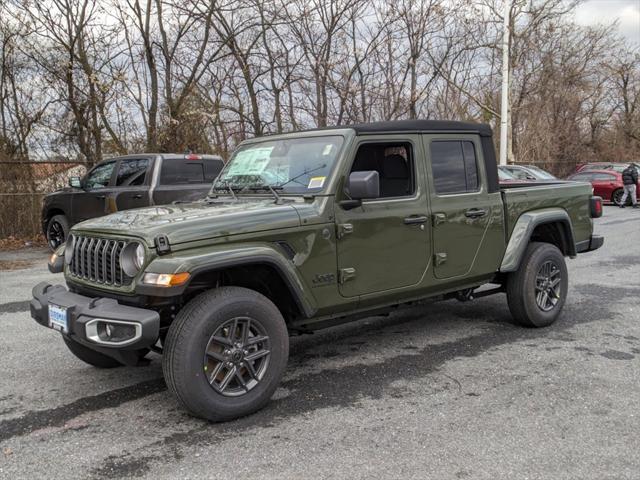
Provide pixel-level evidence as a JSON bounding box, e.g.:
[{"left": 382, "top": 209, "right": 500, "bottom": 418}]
[
  {"left": 506, "top": 242, "right": 568, "bottom": 328},
  {"left": 162, "top": 287, "right": 289, "bottom": 422},
  {"left": 46, "top": 214, "right": 69, "bottom": 250}
]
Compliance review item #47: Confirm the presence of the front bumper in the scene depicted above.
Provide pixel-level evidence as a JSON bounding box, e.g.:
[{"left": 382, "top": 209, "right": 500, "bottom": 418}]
[{"left": 31, "top": 282, "right": 160, "bottom": 362}]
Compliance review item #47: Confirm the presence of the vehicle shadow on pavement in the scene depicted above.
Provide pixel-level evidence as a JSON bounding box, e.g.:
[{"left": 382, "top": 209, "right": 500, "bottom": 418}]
[{"left": 2, "top": 283, "right": 637, "bottom": 478}]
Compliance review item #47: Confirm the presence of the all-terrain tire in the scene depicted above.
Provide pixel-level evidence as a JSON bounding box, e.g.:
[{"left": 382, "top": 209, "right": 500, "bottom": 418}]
[
  {"left": 506, "top": 242, "right": 568, "bottom": 328},
  {"left": 162, "top": 287, "right": 289, "bottom": 422},
  {"left": 46, "top": 214, "right": 69, "bottom": 250},
  {"left": 63, "top": 335, "right": 122, "bottom": 368}
]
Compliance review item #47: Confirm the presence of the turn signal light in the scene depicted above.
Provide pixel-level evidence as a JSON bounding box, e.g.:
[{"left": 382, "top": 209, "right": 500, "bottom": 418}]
[{"left": 142, "top": 272, "right": 190, "bottom": 287}]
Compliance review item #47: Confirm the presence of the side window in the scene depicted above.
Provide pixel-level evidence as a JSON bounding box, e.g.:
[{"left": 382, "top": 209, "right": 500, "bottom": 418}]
[
  {"left": 350, "top": 142, "right": 414, "bottom": 198},
  {"left": 571, "top": 173, "right": 593, "bottom": 181},
  {"left": 430, "top": 140, "right": 479, "bottom": 195},
  {"left": 84, "top": 161, "right": 115, "bottom": 189},
  {"left": 507, "top": 168, "right": 530, "bottom": 180},
  {"left": 593, "top": 173, "right": 615, "bottom": 181},
  {"left": 160, "top": 159, "right": 205, "bottom": 184},
  {"left": 116, "top": 158, "right": 149, "bottom": 186}
]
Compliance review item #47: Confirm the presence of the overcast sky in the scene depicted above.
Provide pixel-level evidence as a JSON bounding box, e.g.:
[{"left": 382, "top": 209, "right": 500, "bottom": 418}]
[{"left": 573, "top": 0, "right": 640, "bottom": 44}]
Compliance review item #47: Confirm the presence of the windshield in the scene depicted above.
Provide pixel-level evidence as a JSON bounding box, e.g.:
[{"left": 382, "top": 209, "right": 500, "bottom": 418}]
[
  {"left": 212, "top": 136, "right": 344, "bottom": 194},
  {"left": 498, "top": 167, "right": 515, "bottom": 180}
]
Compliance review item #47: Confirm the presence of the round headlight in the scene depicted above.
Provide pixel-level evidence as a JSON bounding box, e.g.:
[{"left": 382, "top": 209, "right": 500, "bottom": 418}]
[
  {"left": 134, "top": 243, "right": 145, "bottom": 269},
  {"left": 120, "top": 242, "right": 145, "bottom": 277}
]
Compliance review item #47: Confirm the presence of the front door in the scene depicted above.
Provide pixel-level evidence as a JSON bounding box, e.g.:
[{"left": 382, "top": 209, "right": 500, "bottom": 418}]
[
  {"left": 424, "top": 135, "right": 501, "bottom": 279},
  {"left": 71, "top": 160, "right": 117, "bottom": 224},
  {"left": 335, "top": 137, "right": 430, "bottom": 297}
]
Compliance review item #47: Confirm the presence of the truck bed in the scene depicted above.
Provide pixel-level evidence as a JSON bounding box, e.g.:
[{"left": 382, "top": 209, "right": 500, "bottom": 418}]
[{"left": 501, "top": 181, "right": 593, "bottom": 246}]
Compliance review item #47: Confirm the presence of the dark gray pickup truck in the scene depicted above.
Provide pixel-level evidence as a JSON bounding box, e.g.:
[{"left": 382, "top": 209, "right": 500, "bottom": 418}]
[{"left": 42, "top": 153, "right": 224, "bottom": 249}]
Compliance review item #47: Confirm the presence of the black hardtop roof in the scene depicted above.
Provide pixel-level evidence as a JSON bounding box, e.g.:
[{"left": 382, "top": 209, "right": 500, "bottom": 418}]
[{"left": 337, "top": 119, "right": 493, "bottom": 137}]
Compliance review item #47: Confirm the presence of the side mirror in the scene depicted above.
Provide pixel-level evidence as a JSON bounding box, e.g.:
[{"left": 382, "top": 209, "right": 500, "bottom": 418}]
[
  {"left": 69, "top": 176, "right": 82, "bottom": 188},
  {"left": 340, "top": 170, "right": 380, "bottom": 209}
]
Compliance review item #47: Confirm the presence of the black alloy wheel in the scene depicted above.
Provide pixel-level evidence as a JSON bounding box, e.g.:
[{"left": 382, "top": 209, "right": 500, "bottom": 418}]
[
  {"left": 534, "top": 260, "right": 562, "bottom": 312},
  {"left": 203, "top": 316, "right": 271, "bottom": 397},
  {"left": 46, "top": 215, "right": 69, "bottom": 250}
]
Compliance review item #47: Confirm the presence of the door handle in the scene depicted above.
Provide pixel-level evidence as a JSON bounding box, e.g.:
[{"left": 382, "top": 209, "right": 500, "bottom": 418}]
[
  {"left": 132, "top": 194, "right": 143, "bottom": 199},
  {"left": 465, "top": 208, "right": 487, "bottom": 218},
  {"left": 404, "top": 215, "right": 428, "bottom": 225},
  {"left": 96, "top": 195, "right": 106, "bottom": 200}
]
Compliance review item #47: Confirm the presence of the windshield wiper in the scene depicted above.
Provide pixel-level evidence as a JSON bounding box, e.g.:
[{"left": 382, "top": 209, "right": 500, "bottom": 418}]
[
  {"left": 209, "top": 183, "right": 242, "bottom": 201},
  {"left": 247, "top": 184, "right": 284, "bottom": 204},
  {"left": 226, "top": 184, "right": 238, "bottom": 200}
]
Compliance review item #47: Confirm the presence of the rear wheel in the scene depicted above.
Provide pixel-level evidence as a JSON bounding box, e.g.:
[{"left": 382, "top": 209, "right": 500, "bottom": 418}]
[
  {"left": 612, "top": 189, "right": 625, "bottom": 206},
  {"left": 506, "top": 242, "right": 568, "bottom": 328},
  {"left": 163, "top": 286, "right": 289, "bottom": 422},
  {"left": 46, "top": 214, "right": 69, "bottom": 250}
]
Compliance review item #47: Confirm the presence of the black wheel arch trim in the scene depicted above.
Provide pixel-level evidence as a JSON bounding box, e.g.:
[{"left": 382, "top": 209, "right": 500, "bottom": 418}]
[
  {"left": 500, "top": 208, "right": 577, "bottom": 273},
  {"left": 135, "top": 251, "right": 316, "bottom": 318}
]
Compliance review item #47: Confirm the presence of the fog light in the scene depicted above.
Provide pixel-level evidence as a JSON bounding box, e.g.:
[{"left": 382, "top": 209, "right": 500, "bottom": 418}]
[
  {"left": 85, "top": 319, "right": 142, "bottom": 346},
  {"left": 98, "top": 322, "right": 136, "bottom": 342}
]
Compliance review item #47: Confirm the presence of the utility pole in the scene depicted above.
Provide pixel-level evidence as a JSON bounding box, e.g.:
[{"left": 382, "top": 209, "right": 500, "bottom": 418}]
[{"left": 499, "top": 0, "right": 510, "bottom": 166}]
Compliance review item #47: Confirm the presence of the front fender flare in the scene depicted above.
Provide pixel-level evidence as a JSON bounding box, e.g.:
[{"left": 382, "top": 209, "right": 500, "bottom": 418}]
[
  {"left": 500, "top": 208, "right": 576, "bottom": 273},
  {"left": 137, "top": 244, "right": 316, "bottom": 318}
]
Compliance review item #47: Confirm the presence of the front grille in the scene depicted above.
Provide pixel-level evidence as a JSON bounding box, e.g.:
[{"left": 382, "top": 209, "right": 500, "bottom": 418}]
[{"left": 68, "top": 235, "right": 132, "bottom": 286}]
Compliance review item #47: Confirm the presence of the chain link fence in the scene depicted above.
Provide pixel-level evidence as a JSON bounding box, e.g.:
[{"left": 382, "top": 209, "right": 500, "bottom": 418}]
[{"left": 0, "top": 161, "right": 87, "bottom": 239}]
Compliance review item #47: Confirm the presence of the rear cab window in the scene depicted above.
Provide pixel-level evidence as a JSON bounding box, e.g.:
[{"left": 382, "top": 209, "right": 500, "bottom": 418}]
[{"left": 160, "top": 157, "right": 224, "bottom": 185}]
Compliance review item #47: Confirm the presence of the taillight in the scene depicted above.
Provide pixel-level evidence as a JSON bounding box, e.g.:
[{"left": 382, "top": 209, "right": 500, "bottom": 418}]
[
  {"left": 590, "top": 196, "right": 603, "bottom": 218},
  {"left": 186, "top": 153, "right": 202, "bottom": 160}
]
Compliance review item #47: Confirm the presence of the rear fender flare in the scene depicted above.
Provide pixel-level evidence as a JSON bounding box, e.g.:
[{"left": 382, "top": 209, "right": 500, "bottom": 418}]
[{"left": 500, "top": 208, "right": 576, "bottom": 272}]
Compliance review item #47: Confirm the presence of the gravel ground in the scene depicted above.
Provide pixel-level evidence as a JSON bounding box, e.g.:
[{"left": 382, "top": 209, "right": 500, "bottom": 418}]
[{"left": 0, "top": 206, "right": 639, "bottom": 480}]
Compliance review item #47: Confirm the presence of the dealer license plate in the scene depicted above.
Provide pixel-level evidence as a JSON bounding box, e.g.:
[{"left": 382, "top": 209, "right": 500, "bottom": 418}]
[{"left": 48, "top": 304, "right": 68, "bottom": 333}]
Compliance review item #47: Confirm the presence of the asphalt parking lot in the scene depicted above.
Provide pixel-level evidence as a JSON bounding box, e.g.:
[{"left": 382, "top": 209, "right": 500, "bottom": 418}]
[{"left": 0, "top": 206, "right": 639, "bottom": 480}]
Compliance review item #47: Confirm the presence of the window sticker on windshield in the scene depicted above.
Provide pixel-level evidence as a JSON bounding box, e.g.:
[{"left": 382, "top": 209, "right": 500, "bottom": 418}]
[
  {"left": 226, "top": 147, "right": 274, "bottom": 176},
  {"left": 322, "top": 144, "right": 334, "bottom": 156},
  {"left": 308, "top": 176, "right": 326, "bottom": 189}
]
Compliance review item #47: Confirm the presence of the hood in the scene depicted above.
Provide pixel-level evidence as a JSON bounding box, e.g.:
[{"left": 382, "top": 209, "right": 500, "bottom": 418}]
[{"left": 73, "top": 198, "right": 301, "bottom": 246}]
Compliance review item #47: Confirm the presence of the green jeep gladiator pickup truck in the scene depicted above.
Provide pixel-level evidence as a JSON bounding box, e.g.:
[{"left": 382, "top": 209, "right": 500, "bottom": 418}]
[{"left": 31, "top": 120, "right": 604, "bottom": 421}]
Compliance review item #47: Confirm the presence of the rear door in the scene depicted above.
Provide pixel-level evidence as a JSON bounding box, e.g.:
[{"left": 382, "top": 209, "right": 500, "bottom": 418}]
[
  {"left": 112, "top": 157, "right": 152, "bottom": 211},
  {"left": 591, "top": 172, "right": 618, "bottom": 201},
  {"left": 423, "top": 135, "right": 504, "bottom": 280},
  {"left": 152, "top": 156, "right": 222, "bottom": 205}
]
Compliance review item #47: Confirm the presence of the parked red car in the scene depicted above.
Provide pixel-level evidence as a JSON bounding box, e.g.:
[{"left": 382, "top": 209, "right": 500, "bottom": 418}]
[
  {"left": 567, "top": 169, "right": 640, "bottom": 205},
  {"left": 573, "top": 162, "right": 640, "bottom": 174}
]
